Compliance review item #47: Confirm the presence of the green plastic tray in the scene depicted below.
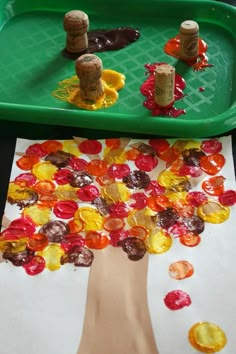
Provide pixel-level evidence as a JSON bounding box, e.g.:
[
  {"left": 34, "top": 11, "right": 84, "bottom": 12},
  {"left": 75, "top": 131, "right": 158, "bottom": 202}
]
[{"left": 0, "top": 0, "right": 236, "bottom": 138}]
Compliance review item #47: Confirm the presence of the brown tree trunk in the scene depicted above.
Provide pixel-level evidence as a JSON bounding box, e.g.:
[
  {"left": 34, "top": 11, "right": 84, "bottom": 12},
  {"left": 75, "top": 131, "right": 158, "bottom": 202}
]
[{"left": 77, "top": 246, "right": 159, "bottom": 354}]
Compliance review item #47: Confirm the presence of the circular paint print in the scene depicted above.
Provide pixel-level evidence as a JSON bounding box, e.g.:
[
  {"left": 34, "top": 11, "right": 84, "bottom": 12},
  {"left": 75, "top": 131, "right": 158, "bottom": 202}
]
[
  {"left": 188, "top": 322, "right": 227, "bottom": 353},
  {"left": 168, "top": 260, "right": 194, "bottom": 280},
  {"left": 197, "top": 201, "right": 230, "bottom": 224},
  {"left": 145, "top": 230, "right": 172, "bottom": 254},
  {"left": 164, "top": 289, "right": 191, "bottom": 310}
]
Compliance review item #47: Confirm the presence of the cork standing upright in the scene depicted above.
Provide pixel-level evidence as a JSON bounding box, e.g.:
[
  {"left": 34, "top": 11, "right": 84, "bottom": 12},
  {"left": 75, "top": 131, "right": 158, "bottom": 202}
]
[
  {"left": 64, "top": 10, "right": 89, "bottom": 55},
  {"left": 75, "top": 54, "right": 104, "bottom": 101},
  {"left": 154, "top": 64, "right": 175, "bottom": 108},
  {"left": 179, "top": 20, "right": 199, "bottom": 61}
]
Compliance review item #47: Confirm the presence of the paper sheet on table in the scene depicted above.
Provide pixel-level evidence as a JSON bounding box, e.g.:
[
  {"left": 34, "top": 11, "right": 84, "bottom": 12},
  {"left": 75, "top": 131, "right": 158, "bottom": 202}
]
[{"left": 0, "top": 136, "right": 235, "bottom": 354}]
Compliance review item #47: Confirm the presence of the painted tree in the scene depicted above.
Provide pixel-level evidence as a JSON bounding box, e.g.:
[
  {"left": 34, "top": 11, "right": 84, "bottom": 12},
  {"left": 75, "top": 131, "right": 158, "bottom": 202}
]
[{"left": 1, "top": 136, "right": 231, "bottom": 354}]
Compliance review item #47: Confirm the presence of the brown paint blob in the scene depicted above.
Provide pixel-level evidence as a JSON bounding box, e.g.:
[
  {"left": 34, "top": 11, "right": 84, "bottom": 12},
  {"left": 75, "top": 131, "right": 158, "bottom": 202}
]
[{"left": 62, "top": 27, "right": 140, "bottom": 59}]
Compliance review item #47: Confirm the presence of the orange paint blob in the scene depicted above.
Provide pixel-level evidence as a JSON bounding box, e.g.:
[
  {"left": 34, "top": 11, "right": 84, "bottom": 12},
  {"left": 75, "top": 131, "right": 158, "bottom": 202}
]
[
  {"left": 105, "top": 138, "right": 121, "bottom": 150},
  {"left": 169, "top": 260, "right": 194, "bottom": 280},
  {"left": 33, "top": 180, "right": 56, "bottom": 195},
  {"left": 200, "top": 154, "right": 225, "bottom": 175},
  {"left": 128, "top": 226, "right": 148, "bottom": 240},
  {"left": 85, "top": 231, "right": 110, "bottom": 249},
  {"left": 16, "top": 155, "right": 40, "bottom": 170},
  {"left": 164, "top": 35, "right": 213, "bottom": 71},
  {"left": 125, "top": 148, "right": 141, "bottom": 161},
  {"left": 202, "top": 176, "right": 225, "bottom": 196},
  {"left": 179, "top": 232, "right": 201, "bottom": 247},
  {"left": 27, "top": 233, "right": 49, "bottom": 251},
  {"left": 86, "top": 159, "right": 108, "bottom": 177},
  {"left": 103, "top": 216, "right": 125, "bottom": 232},
  {"left": 147, "top": 195, "right": 171, "bottom": 212},
  {"left": 41, "top": 140, "right": 63, "bottom": 153}
]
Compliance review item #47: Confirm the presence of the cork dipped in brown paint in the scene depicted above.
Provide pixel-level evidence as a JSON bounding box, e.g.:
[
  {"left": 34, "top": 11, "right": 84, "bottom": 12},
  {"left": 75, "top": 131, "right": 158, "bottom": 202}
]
[
  {"left": 62, "top": 27, "right": 140, "bottom": 59},
  {"left": 77, "top": 246, "right": 159, "bottom": 354}
]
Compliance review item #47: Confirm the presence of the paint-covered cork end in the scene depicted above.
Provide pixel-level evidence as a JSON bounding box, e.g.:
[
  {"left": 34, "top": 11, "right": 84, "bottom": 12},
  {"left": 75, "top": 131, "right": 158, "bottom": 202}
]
[
  {"left": 154, "top": 64, "right": 175, "bottom": 108},
  {"left": 180, "top": 20, "right": 199, "bottom": 34},
  {"left": 64, "top": 10, "right": 89, "bottom": 34},
  {"left": 75, "top": 54, "right": 103, "bottom": 78},
  {"left": 75, "top": 54, "right": 104, "bottom": 100},
  {"left": 179, "top": 20, "right": 199, "bottom": 60}
]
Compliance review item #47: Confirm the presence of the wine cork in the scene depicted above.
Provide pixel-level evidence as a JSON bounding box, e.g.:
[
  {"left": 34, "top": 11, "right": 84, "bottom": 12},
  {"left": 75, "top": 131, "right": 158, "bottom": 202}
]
[
  {"left": 179, "top": 20, "right": 199, "bottom": 60},
  {"left": 154, "top": 64, "right": 175, "bottom": 108},
  {"left": 75, "top": 54, "right": 104, "bottom": 101},
  {"left": 64, "top": 10, "right": 89, "bottom": 54}
]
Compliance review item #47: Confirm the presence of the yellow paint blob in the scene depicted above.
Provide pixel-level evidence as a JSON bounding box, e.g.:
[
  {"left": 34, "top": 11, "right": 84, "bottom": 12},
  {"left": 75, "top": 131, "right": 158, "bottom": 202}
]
[
  {"left": 37, "top": 244, "right": 65, "bottom": 271},
  {"left": 8, "top": 182, "right": 22, "bottom": 197},
  {"left": 158, "top": 170, "right": 189, "bottom": 191},
  {"left": 184, "top": 140, "right": 201, "bottom": 150},
  {"left": 54, "top": 184, "right": 78, "bottom": 201},
  {"left": 101, "top": 69, "right": 126, "bottom": 91},
  {"left": 171, "top": 139, "right": 200, "bottom": 154},
  {"left": 102, "top": 182, "right": 130, "bottom": 203},
  {"left": 165, "top": 191, "right": 187, "bottom": 202},
  {"left": 32, "top": 161, "right": 58, "bottom": 180},
  {"left": 103, "top": 147, "right": 127, "bottom": 164},
  {"left": 62, "top": 140, "right": 81, "bottom": 156},
  {"left": 23, "top": 205, "right": 51, "bottom": 226},
  {"left": 76, "top": 207, "right": 104, "bottom": 231},
  {"left": 7, "top": 184, "right": 35, "bottom": 203},
  {"left": 197, "top": 201, "right": 230, "bottom": 223},
  {"left": 52, "top": 70, "right": 125, "bottom": 111},
  {"left": 127, "top": 208, "right": 158, "bottom": 232},
  {"left": 188, "top": 322, "right": 227, "bottom": 353},
  {"left": 145, "top": 230, "right": 172, "bottom": 254},
  {"left": 0, "top": 238, "right": 28, "bottom": 253}
]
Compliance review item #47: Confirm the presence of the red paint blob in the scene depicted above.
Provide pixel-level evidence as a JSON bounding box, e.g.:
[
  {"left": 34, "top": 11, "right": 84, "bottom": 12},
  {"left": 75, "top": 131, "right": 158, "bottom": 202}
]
[
  {"left": 26, "top": 143, "right": 47, "bottom": 157},
  {"left": 69, "top": 157, "right": 88, "bottom": 171},
  {"left": 145, "top": 180, "right": 165, "bottom": 196},
  {"left": 149, "top": 139, "right": 170, "bottom": 155},
  {"left": 8, "top": 217, "right": 36, "bottom": 236},
  {"left": 53, "top": 201, "right": 78, "bottom": 219},
  {"left": 130, "top": 192, "right": 147, "bottom": 209},
  {"left": 164, "top": 289, "right": 192, "bottom": 310},
  {"left": 54, "top": 169, "right": 73, "bottom": 185},
  {"left": 187, "top": 191, "right": 208, "bottom": 207},
  {"left": 61, "top": 233, "right": 85, "bottom": 252},
  {"left": 76, "top": 185, "right": 100, "bottom": 201},
  {"left": 107, "top": 163, "right": 130, "bottom": 179},
  {"left": 23, "top": 256, "right": 46, "bottom": 276},
  {"left": 200, "top": 139, "right": 222, "bottom": 155},
  {"left": 14, "top": 173, "right": 37, "bottom": 187},
  {"left": 79, "top": 140, "right": 102, "bottom": 154},
  {"left": 109, "top": 229, "right": 130, "bottom": 247},
  {"left": 110, "top": 202, "right": 129, "bottom": 218},
  {"left": 135, "top": 154, "right": 158, "bottom": 172},
  {"left": 179, "top": 164, "right": 202, "bottom": 177},
  {"left": 140, "top": 63, "right": 186, "bottom": 117},
  {"left": 218, "top": 190, "right": 236, "bottom": 206},
  {"left": 164, "top": 35, "right": 213, "bottom": 71}
]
